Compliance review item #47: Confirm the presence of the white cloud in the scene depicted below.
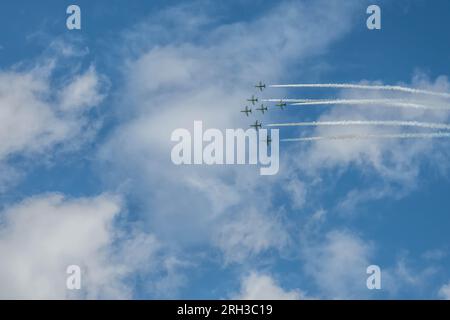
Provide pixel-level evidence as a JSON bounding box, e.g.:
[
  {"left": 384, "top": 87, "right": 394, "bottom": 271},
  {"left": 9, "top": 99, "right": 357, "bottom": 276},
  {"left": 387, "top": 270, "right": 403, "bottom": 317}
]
[
  {"left": 0, "top": 65, "right": 105, "bottom": 154},
  {"left": 149, "top": 256, "right": 190, "bottom": 298},
  {"left": 233, "top": 272, "right": 306, "bottom": 300},
  {"left": 0, "top": 66, "right": 70, "bottom": 159},
  {"left": 0, "top": 193, "right": 159, "bottom": 299},
  {"left": 295, "top": 75, "right": 450, "bottom": 210},
  {"left": 382, "top": 255, "right": 438, "bottom": 297},
  {"left": 283, "top": 179, "right": 307, "bottom": 210},
  {"left": 214, "top": 209, "right": 288, "bottom": 264},
  {"left": 422, "top": 249, "right": 447, "bottom": 261},
  {"left": 0, "top": 56, "right": 108, "bottom": 191},
  {"left": 58, "top": 65, "right": 107, "bottom": 111},
  {"left": 99, "top": 0, "right": 364, "bottom": 267},
  {"left": 302, "top": 230, "right": 373, "bottom": 299},
  {"left": 439, "top": 283, "right": 450, "bottom": 300}
]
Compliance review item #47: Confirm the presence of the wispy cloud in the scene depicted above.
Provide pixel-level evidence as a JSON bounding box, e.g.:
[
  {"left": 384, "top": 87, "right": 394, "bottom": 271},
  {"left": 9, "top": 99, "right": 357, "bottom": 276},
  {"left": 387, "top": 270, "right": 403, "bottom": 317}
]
[
  {"left": 97, "top": 0, "right": 367, "bottom": 297},
  {"left": 232, "top": 271, "right": 308, "bottom": 300}
]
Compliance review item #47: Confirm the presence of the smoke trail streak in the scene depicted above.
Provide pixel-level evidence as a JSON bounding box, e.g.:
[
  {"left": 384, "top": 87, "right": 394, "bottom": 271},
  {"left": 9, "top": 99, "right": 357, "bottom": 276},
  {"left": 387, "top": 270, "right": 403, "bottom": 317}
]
[
  {"left": 289, "top": 99, "right": 450, "bottom": 111},
  {"left": 267, "top": 120, "right": 450, "bottom": 130},
  {"left": 260, "top": 98, "right": 450, "bottom": 111},
  {"left": 281, "top": 132, "right": 450, "bottom": 142},
  {"left": 269, "top": 83, "right": 450, "bottom": 98},
  {"left": 261, "top": 99, "right": 314, "bottom": 102}
]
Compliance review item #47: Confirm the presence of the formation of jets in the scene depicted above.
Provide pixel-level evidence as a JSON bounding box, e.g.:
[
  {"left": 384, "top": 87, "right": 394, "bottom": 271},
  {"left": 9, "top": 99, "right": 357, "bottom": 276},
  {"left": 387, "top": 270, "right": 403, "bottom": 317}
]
[{"left": 240, "top": 81, "right": 289, "bottom": 145}]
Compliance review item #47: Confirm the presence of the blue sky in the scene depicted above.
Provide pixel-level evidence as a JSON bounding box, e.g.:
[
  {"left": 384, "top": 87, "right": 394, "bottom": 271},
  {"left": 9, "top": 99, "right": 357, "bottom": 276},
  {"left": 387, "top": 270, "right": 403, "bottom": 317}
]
[{"left": 0, "top": 0, "right": 450, "bottom": 299}]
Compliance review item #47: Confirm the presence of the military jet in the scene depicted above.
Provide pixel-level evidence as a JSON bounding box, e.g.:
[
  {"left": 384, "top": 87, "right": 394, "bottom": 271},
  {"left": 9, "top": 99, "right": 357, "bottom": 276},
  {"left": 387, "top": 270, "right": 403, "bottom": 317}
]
[
  {"left": 247, "top": 95, "right": 258, "bottom": 105},
  {"left": 275, "top": 100, "right": 287, "bottom": 110},
  {"left": 263, "top": 136, "right": 272, "bottom": 146},
  {"left": 250, "top": 120, "right": 262, "bottom": 131},
  {"left": 241, "top": 106, "right": 252, "bottom": 116},
  {"left": 256, "top": 104, "right": 268, "bottom": 114},
  {"left": 255, "top": 81, "right": 266, "bottom": 91}
]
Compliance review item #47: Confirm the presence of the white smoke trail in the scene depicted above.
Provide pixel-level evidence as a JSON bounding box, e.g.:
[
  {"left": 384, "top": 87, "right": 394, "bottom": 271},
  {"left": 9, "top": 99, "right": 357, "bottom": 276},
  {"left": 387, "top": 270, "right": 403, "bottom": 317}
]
[
  {"left": 269, "top": 83, "right": 450, "bottom": 98},
  {"left": 281, "top": 132, "right": 450, "bottom": 142},
  {"left": 260, "top": 98, "right": 450, "bottom": 111},
  {"left": 289, "top": 99, "right": 450, "bottom": 111},
  {"left": 267, "top": 120, "right": 450, "bottom": 130},
  {"left": 262, "top": 99, "right": 313, "bottom": 102}
]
